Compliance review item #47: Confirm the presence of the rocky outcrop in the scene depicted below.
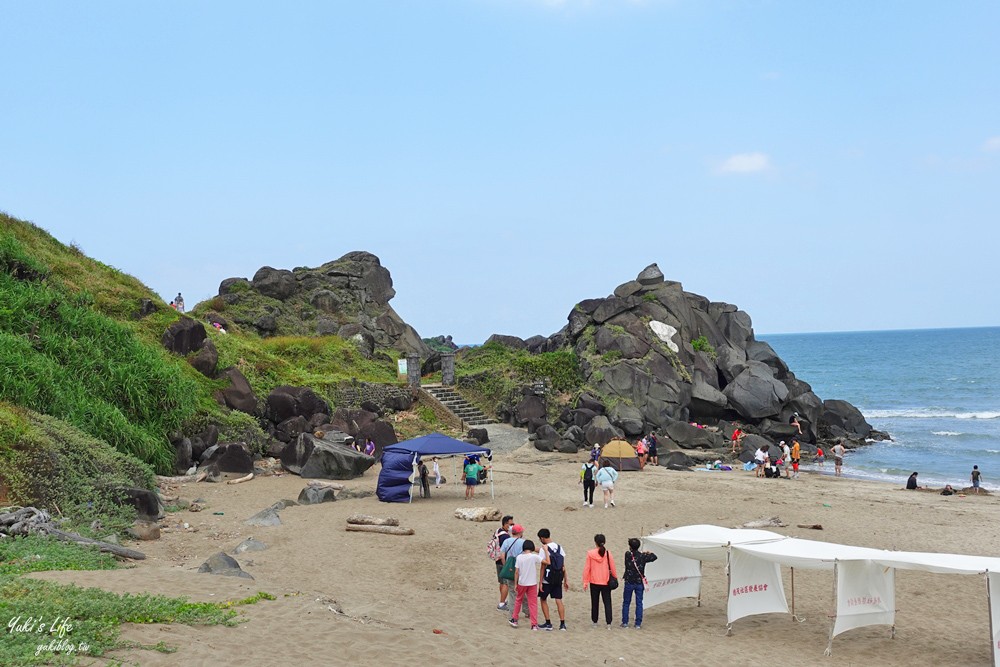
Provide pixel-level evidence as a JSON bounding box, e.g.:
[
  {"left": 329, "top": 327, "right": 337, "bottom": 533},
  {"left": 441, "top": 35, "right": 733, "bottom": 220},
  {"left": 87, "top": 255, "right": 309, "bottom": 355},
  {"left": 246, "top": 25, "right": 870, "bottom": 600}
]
[
  {"left": 484, "top": 262, "right": 875, "bottom": 458},
  {"left": 211, "top": 251, "right": 430, "bottom": 356},
  {"left": 280, "top": 432, "right": 376, "bottom": 480}
]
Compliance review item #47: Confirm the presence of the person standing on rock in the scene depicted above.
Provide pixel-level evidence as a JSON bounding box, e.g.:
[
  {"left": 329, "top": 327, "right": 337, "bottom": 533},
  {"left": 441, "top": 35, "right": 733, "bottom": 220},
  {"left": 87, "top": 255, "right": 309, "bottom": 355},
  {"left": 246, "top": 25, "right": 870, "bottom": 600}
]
[
  {"left": 832, "top": 440, "right": 846, "bottom": 477},
  {"left": 580, "top": 457, "right": 598, "bottom": 508},
  {"left": 174, "top": 293, "right": 184, "bottom": 312},
  {"left": 595, "top": 460, "right": 618, "bottom": 508}
]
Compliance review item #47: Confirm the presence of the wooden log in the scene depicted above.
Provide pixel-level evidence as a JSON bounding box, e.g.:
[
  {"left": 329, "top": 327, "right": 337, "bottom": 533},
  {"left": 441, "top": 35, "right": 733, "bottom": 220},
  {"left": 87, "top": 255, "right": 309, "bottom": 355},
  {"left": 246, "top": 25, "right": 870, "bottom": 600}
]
[
  {"left": 345, "top": 524, "right": 413, "bottom": 536},
  {"left": 346, "top": 514, "right": 399, "bottom": 526},
  {"left": 156, "top": 472, "right": 207, "bottom": 484},
  {"left": 45, "top": 528, "right": 147, "bottom": 560},
  {"left": 306, "top": 481, "right": 345, "bottom": 490},
  {"left": 227, "top": 472, "right": 255, "bottom": 485}
]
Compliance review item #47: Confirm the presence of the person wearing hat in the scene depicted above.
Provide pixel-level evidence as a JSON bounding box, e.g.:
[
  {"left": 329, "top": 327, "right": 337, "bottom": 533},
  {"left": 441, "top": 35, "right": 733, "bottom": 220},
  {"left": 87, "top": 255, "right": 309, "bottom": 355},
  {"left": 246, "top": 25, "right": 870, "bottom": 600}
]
[{"left": 499, "top": 524, "right": 530, "bottom": 620}]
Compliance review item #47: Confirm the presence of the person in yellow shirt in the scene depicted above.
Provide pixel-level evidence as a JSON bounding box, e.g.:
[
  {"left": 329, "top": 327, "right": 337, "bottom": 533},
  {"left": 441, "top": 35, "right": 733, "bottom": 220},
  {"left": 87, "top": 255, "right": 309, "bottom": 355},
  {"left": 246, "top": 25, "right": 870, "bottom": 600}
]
[{"left": 791, "top": 440, "right": 801, "bottom": 479}]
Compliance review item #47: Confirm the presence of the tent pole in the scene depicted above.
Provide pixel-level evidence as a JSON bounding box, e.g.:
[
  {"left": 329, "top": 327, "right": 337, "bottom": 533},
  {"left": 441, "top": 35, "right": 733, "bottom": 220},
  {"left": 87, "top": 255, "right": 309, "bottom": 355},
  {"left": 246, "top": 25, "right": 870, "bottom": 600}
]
[
  {"left": 824, "top": 560, "right": 838, "bottom": 657},
  {"left": 791, "top": 567, "right": 805, "bottom": 623},
  {"left": 697, "top": 560, "right": 703, "bottom": 607},
  {"left": 988, "top": 571, "right": 996, "bottom": 667},
  {"left": 725, "top": 545, "right": 733, "bottom": 636}
]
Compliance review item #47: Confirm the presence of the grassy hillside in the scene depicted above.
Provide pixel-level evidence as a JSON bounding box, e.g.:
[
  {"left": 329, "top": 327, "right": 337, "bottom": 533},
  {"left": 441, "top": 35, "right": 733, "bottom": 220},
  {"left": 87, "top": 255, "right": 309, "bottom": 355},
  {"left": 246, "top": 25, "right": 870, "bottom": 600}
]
[{"left": 0, "top": 213, "right": 411, "bottom": 486}]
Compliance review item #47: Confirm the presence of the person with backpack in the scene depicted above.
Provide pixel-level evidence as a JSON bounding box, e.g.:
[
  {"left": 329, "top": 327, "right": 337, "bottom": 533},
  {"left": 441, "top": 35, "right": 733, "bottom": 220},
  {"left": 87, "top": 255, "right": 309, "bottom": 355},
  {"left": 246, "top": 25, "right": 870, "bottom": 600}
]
[
  {"left": 582, "top": 533, "right": 617, "bottom": 628},
  {"left": 499, "top": 524, "right": 528, "bottom": 620},
  {"left": 621, "top": 537, "right": 657, "bottom": 629},
  {"left": 537, "top": 528, "right": 569, "bottom": 631},
  {"left": 580, "top": 457, "right": 598, "bottom": 507},
  {"left": 489, "top": 515, "right": 514, "bottom": 611},
  {"left": 595, "top": 460, "right": 619, "bottom": 509}
]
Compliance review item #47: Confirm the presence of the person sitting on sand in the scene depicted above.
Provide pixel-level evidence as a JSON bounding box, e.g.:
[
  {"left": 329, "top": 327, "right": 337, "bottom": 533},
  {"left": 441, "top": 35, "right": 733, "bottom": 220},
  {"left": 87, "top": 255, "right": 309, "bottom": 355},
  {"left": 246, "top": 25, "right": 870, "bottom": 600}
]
[
  {"left": 941, "top": 485, "right": 955, "bottom": 496},
  {"left": 906, "top": 472, "right": 922, "bottom": 490}
]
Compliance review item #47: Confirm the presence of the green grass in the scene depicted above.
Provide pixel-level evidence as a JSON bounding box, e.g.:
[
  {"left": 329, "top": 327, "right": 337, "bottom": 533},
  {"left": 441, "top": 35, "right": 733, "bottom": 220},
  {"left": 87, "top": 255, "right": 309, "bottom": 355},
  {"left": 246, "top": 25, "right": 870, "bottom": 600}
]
[{"left": 0, "top": 535, "right": 272, "bottom": 665}]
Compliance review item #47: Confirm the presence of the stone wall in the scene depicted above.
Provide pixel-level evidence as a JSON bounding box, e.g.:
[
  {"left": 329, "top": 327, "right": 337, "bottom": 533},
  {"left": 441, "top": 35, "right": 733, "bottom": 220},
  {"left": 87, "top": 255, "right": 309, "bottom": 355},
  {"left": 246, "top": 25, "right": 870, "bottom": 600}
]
[{"left": 330, "top": 381, "right": 413, "bottom": 412}]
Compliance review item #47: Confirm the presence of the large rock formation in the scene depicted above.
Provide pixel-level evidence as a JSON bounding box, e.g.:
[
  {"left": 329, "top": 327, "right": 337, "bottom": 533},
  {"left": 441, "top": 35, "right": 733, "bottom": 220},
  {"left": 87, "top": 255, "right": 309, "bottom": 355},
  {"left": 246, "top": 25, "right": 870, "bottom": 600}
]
[
  {"left": 499, "top": 263, "right": 877, "bottom": 454},
  {"left": 212, "top": 251, "right": 430, "bottom": 356}
]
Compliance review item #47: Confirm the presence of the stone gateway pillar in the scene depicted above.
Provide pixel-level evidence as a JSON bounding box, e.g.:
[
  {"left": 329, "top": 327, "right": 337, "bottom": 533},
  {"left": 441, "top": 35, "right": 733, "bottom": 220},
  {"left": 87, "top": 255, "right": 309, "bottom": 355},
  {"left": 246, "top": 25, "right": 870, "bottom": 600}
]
[
  {"left": 406, "top": 354, "right": 421, "bottom": 388},
  {"left": 441, "top": 353, "right": 455, "bottom": 386}
]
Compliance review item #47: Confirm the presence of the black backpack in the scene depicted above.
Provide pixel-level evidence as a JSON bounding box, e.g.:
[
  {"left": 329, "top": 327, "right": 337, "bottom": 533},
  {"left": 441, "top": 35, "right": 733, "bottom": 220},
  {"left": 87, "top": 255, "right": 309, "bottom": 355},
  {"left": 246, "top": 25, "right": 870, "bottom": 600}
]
[{"left": 583, "top": 463, "right": 595, "bottom": 482}]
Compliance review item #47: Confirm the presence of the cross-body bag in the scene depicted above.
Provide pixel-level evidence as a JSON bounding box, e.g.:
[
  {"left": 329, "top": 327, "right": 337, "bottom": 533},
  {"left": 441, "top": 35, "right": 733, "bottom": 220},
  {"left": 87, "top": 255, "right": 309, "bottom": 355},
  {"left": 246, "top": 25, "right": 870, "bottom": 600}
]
[
  {"left": 605, "top": 550, "right": 619, "bottom": 591},
  {"left": 498, "top": 538, "right": 523, "bottom": 580},
  {"left": 630, "top": 551, "right": 649, "bottom": 591}
]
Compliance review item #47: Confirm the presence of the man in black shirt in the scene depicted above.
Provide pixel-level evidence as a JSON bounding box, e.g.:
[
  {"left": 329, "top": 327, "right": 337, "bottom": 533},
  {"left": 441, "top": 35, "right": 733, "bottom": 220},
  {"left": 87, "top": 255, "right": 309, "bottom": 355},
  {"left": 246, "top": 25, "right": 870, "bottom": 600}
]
[{"left": 621, "top": 538, "right": 658, "bottom": 629}]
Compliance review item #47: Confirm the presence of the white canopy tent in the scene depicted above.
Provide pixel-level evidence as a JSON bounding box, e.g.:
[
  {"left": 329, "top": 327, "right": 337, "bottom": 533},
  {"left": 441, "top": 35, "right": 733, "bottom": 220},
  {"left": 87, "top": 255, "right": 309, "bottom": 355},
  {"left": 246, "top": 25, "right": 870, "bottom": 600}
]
[
  {"left": 642, "top": 524, "right": 1000, "bottom": 663},
  {"left": 641, "top": 525, "right": 785, "bottom": 610}
]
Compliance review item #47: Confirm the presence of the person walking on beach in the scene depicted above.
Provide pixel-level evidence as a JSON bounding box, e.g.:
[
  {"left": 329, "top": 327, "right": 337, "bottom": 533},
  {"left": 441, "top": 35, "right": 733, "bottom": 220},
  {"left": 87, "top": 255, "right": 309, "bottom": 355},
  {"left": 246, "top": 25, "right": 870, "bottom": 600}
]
[
  {"left": 754, "top": 446, "right": 766, "bottom": 478},
  {"left": 790, "top": 440, "right": 801, "bottom": 479},
  {"left": 500, "top": 524, "right": 526, "bottom": 617},
  {"left": 509, "top": 539, "right": 549, "bottom": 630},
  {"left": 621, "top": 538, "right": 657, "bottom": 629},
  {"left": 581, "top": 457, "right": 598, "bottom": 508},
  {"left": 537, "top": 528, "right": 569, "bottom": 631},
  {"left": 832, "top": 440, "right": 846, "bottom": 477},
  {"left": 583, "top": 534, "right": 617, "bottom": 629},
  {"left": 635, "top": 438, "right": 647, "bottom": 470},
  {"left": 815, "top": 446, "right": 825, "bottom": 467},
  {"left": 781, "top": 441, "right": 791, "bottom": 479},
  {"left": 595, "top": 461, "right": 619, "bottom": 508},
  {"left": 417, "top": 458, "right": 431, "bottom": 498},
  {"left": 971, "top": 465, "right": 983, "bottom": 494},
  {"left": 492, "top": 516, "right": 514, "bottom": 611},
  {"left": 432, "top": 457, "right": 441, "bottom": 488},
  {"left": 647, "top": 432, "right": 659, "bottom": 466}
]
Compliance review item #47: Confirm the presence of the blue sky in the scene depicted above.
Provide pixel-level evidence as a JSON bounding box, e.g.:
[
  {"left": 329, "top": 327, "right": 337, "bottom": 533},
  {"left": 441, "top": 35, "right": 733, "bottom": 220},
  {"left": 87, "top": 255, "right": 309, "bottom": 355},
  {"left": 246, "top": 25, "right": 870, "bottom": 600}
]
[{"left": 2, "top": 0, "right": 998, "bottom": 343}]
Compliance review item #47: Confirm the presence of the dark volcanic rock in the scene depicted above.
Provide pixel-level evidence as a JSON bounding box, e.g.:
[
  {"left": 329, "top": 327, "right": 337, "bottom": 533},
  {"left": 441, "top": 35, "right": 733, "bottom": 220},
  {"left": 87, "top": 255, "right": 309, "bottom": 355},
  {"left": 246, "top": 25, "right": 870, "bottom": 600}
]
[
  {"left": 190, "top": 339, "right": 218, "bottom": 377},
  {"left": 486, "top": 334, "right": 528, "bottom": 350},
  {"left": 297, "top": 486, "right": 337, "bottom": 505},
  {"left": 584, "top": 415, "right": 623, "bottom": 446},
  {"left": 203, "top": 443, "right": 254, "bottom": 474},
  {"left": 161, "top": 318, "right": 207, "bottom": 356},
  {"left": 219, "top": 368, "right": 258, "bottom": 414},
  {"left": 467, "top": 428, "right": 489, "bottom": 446},
  {"left": 198, "top": 552, "right": 254, "bottom": 579},
  {"left": 282, "top": 432, "right": 375, "bottom": 479},
  {"left": 722, "top": 362, "right": 789, "bottom": 419},
  {"left": 514, "top": 395, "right": 547, "bottom": 426},
  {"left": 662, "top": 420, "right": 725, "bottom": 450},
  {"left": 821, "top": 400, "right": 873, "bottom": 439}
]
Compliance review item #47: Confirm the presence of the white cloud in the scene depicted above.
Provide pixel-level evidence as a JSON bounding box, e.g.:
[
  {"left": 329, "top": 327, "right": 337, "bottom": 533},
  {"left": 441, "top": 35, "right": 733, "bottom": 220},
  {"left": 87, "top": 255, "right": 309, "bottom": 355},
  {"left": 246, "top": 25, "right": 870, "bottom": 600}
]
[
  {"left": 983, "top": 136, "right": 1000, "bottom": 152},
  {"left": 717, "top": 152, "right": 771, "bottom": 174}
]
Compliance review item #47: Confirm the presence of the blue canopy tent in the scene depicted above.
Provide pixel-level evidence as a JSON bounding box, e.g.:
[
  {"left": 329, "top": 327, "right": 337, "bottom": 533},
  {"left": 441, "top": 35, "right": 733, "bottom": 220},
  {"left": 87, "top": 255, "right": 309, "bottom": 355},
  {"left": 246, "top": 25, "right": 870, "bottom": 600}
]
[{"left": 377, "top": 433, "right": 493, "bottom": 503}]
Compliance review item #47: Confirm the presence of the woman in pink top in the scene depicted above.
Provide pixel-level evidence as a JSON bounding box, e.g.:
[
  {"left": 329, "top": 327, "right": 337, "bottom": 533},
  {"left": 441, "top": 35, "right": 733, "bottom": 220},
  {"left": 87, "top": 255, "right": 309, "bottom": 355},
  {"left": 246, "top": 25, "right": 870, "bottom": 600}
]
[{"left": 582, "top": 533, "right": 618, "bottom": 628}]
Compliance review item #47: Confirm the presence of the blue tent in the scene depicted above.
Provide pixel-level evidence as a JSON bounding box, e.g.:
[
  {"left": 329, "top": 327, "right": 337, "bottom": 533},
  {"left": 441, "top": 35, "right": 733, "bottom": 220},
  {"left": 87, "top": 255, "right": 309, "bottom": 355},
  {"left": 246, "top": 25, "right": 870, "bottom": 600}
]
[{"left": 377, "top": 433, "right": 493, "bottom": 503}]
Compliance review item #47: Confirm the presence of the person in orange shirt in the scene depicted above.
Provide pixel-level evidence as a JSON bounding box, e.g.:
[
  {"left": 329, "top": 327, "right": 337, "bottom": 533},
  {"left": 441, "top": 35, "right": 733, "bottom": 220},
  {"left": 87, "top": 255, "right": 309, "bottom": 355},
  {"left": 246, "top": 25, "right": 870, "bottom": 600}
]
[
  {"left": 582, "top": 533, "right": 618, "bottom": 628},
  {"left": 790, "top": 440, "right": 801, "bottom": 479}
]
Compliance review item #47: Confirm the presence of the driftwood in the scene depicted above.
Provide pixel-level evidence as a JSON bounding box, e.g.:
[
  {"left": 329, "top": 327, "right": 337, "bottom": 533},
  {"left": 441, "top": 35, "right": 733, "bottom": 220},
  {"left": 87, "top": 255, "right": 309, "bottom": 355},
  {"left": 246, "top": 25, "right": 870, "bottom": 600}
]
[
  {"left": 735, "top": 516, "right": 788, "bottom": 529},
  {"left": 797, "top": 524, "right": 824, "bottom": 530},
  {"left": 306, "top": 481, "right": 345, "bottom": 490},
  {"left": 156, "top": 472, "right": 207, "bottom": 484},
  {"left": 46, "top": 528, "right": 146, "bottom": 560},
  {"left": 0, "top": 506, "right": 145, "bottom": 560},
  {"left": 346, "top": 514, "right": 399, "bottom": 526},
  {"left": 345, "top": 524, "right": 413, "bottom": 536},
  {"left": 227, "top": 472, "right": 255, "bottom": 485},
  {"left": 454, "top": 507, "right": 502, "bottom": 522}
]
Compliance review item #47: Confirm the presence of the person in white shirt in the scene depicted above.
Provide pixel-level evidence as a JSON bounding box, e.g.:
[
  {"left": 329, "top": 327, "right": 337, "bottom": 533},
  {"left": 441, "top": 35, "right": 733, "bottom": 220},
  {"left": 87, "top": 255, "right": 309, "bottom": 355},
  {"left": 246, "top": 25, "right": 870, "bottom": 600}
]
[
  {"left": 432, "top": 457, "right": 441, "bottom": 488},
  {"left": 510, "top": 540, "right": 549, "bottom": 630},
  {"left": 754, "top": 447, "right": 765, "bottom": 478}
]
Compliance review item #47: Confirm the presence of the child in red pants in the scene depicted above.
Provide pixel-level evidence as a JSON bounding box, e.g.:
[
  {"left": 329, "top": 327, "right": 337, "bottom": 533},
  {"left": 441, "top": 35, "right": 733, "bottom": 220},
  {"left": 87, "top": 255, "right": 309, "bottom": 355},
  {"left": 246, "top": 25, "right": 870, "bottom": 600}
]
[{"left": 509, "top": 540, "right": 549, "bottom": 629}]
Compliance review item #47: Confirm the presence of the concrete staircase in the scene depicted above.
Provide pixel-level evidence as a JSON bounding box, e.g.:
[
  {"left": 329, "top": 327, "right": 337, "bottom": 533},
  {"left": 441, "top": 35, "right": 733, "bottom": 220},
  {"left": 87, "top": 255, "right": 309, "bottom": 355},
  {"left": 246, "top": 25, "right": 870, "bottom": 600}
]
[{"left": 422, "top": 385, "right": 495, "bottom": 427}]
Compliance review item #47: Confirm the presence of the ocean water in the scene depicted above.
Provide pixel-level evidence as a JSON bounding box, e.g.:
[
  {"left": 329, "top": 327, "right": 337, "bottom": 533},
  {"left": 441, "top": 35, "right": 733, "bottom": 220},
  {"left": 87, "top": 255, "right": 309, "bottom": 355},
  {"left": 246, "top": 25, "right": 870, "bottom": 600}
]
[{"left": 765, "top": 327, "right": 1000, "bottom": 490}]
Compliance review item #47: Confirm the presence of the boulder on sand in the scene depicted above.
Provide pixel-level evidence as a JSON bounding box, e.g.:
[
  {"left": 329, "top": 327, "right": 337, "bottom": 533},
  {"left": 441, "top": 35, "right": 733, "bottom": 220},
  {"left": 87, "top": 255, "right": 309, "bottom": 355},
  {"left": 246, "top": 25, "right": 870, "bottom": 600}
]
[{"left": 282, "top": 432, "right": 376, "bottom": 480}]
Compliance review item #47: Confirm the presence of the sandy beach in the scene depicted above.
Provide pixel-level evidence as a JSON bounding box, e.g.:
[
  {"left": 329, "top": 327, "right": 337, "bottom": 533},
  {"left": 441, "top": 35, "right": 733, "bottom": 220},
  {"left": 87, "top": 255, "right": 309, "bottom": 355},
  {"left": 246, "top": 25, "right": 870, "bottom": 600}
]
[{"left": 31, "top": 441, "right": 1000, "bottom": 667}]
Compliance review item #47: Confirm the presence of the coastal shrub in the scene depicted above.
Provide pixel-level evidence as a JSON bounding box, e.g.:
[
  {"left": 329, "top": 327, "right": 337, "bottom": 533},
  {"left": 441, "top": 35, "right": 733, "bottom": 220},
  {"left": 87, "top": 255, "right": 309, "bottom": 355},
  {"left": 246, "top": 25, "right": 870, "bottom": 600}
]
[
  {"left": 0, "top": 405, "right": 152, "bottom": 535},
  {"left": 454, "top": 342, "right": 583, "bottom": 418},
  {"left": 691, "top": 335, "right": 718, "bottom": 361},
  {"left": 642, "top": 292, "right": 658, "bottom": 303},
  {"left": 0, "top": 269, "right": 198, "bottom": 472}
]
